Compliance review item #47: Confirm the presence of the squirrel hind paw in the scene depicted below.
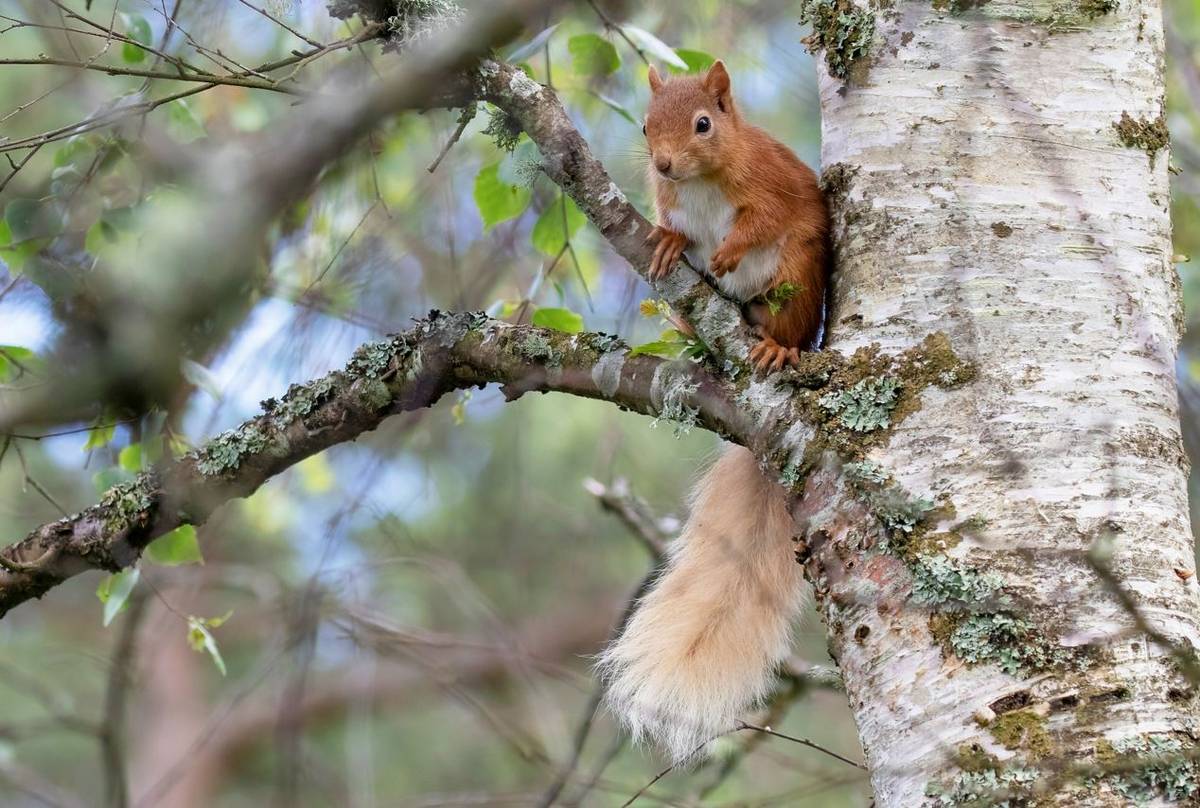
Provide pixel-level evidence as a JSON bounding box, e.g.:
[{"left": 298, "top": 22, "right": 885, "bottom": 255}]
[{"left": 748, "top": 338, "right": 799, "bottom": 373}]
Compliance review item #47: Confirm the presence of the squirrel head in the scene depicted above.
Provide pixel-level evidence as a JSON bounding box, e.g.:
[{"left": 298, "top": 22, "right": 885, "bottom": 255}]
[{"left": 643, "top": 60, "right": 738, "bottom": 182}]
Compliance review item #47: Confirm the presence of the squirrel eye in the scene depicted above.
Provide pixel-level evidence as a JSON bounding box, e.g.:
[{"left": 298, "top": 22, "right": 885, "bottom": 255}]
[
  {"left": 642, "top": 123, "right": 647, "bottom": 136},
  {"left": 695, "top": 116, "right": 711, "bottom": 134}
]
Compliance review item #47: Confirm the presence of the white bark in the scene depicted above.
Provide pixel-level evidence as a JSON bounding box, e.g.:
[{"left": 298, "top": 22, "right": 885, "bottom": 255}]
[{"left": 807, "top": 0, "right": 1200, "bottom": 804}]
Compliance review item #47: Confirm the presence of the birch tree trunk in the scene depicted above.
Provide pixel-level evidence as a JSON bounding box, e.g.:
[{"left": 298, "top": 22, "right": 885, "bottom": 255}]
[{"left": 803, "top": 0, "right": 1200, "bottom": 804}]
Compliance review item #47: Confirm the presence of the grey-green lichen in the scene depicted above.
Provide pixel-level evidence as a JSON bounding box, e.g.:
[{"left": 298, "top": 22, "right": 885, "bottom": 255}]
[
  {"left": 798, "top": 0, "right": 875, "bottom": 80},
  {"left": 99, "top": 476, "right": 156, "bottom": 532},
  {"left": 942, "top": 611, "right": 1077, "bottom": 676},
  {"left": 1103, "top": 735, "right": 1200, "bottom": 803},
  {"left": 790, "top": 331, "right": 975, "bottom": 472},
  {"left": 580, "top": 331, "right": 624, "bottom": 353},
  {"left": 348, "top": 338, "right": 401, "bottom": 379},
  {"left": 910, "top": 553, "right": 1003, "bottom": 608},
  {"left": 271, "top": 375, "right": 337, "bottom": 424},
  {"left": 651, "top": 377, "right": 700, "bottom": 437},
  {"left": 843, "top": 468, "right": 1082, "bottom": 678},
  {"left": 926, "top": 765, "right": 1039, "bottom": 807},
  {"left": 385, "top": 0, "right": 462, "bottom": 48},
  {"left": 1114, "top": 111, "right": 1169, "bottom": 167},
  {"left": 819, "top": 376, "right": 899, "bottom": 432},
  {"left": 482, "top": 105, "right": 522, "bottom": 153},
  {"left": 195, "top": 423, "right": 269, "bottom": 476},
  {"left": 844, "top": 469, "right": 934, "bottom": 544},
  {"left": 517, "top": 331, "right": 560, "bottom": 365},
  {"left": 358, "top": 378, "right": 393, "bottom": 411},
  {"left": 843, "top": 459, "right": 888, "bottom": 485}
]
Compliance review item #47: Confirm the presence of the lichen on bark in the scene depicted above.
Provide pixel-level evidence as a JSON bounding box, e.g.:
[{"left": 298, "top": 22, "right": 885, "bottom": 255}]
[{"left": 799, "top": 0, "right": 875, "bottom": 80}]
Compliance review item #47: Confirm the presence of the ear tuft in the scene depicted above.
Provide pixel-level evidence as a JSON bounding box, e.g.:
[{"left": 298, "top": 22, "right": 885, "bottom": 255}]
[
  {"left": 703, "top": 60, "right": 731, "bottom": 99},
  {"left": 648, "top": 65, "right": 664, "bottom": 92}
]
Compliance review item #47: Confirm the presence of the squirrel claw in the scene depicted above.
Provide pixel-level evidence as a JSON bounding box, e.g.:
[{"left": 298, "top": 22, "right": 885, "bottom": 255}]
[
  {"left": 649, "top": 228, "right": 688, "bottom": 281},
  {"left": 709, "top": 244, "right": 744, "bottom": 278},
  {"left": 748, "top": 337, "right": 800, "bottom": 373}
]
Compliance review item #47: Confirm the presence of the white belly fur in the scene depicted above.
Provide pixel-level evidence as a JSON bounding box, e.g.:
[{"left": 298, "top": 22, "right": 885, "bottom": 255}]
[{"left": 665, "top": 179, "right": 781, "bottom": 302}]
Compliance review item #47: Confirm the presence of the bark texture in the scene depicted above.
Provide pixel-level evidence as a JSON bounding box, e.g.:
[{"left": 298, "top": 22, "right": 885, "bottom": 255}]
[{"left": 805, "top": 0, "right": 1200, "bottom": 804}]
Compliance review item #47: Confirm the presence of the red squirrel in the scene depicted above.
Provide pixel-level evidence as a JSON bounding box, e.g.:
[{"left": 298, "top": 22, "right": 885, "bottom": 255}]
[
  {"left": 644, "top": 60, "right": 828, "bottom": 369},
  {"left": 598, "top": 61, "right": 830, "bottom": 763}
]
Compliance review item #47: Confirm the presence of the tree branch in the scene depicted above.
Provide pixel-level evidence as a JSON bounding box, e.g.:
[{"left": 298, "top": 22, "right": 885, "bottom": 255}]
[
  {"left": 473, "top": 59, "right": 763, "bottom": 368},
  {"left": 0, "top": 314, "right": 753, "bottom": 617}
]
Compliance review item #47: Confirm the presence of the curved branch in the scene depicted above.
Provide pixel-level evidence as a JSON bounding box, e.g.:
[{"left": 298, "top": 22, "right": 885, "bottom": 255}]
[
  {"left": 0, "top": 314, "right": 757, "bottom": 617},
  {"left": 474, "top": 59, "right": 763, "bottom": 368}
]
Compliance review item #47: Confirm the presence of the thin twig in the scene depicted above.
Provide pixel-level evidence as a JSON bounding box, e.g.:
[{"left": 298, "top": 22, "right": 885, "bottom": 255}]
[
  {"left": 735, "top": 721, "right": 867, "bottom": 770},
  {"left": 536, "top": 688, "right": 603, "bottom": 807},
  {"left": 427, "top": 104, "right": 477, "bottom": 173},
  {"left": 1087, "top": 540, "right": 1200, "bottom": 684},
  {"left": 584, "top": 0, "right": 649, "bottom": 65},
  {"left": 234, "top": 0, "right": 324, "bottom": 48},
  {"left": 0, "top": 57, "right": 298, "bottom": 94},
  {"left": 618, "top": 733, "right": 728, "bottom": 807},
  {"left": 0, "top": 143, "right": 41, "bottom": 195},
  {"left": 100, "top": 589, "right": 147, "bottom": 808}
]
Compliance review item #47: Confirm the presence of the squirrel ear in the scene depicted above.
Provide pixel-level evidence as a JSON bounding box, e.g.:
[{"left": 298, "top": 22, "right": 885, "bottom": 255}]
[
  {"left": 703, "top": 60, "right": 731, "bottom": 102},
  {"left": 648, "top": 65, "right": 663, "bottom": 92}
]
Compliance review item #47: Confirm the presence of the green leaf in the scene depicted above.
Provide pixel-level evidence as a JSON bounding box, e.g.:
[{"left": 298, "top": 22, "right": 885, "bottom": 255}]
[
  {"left": 97, "top": 568, "right": 139, "bottom": 626},
  {"left": 671, "top": 49, "right": 717, "bottom": 74},
  {"left": 144, "top": 524, "right": 202, "bottom": 566},
  {"left": 473, "top": 162, "right": 531, "bottom": 229},
  {"left": 122, "top": 14, "right": 152, "bottom": 63},
  {"left": 85, "top": 219, "right": 117, "bottom": 255},
  {"left": 568, "top": 33, "right": 619, "bottom": 76},
  {"left": 531, "top": 307, "right": 584, "bottom": 333},
  {"left": 594, "top": 92, "right": 636, "bottom": 124},
  {"left": 629, "top": 328, "right": 703, "bottom": 358},
  {"left": 507, "top": 23, "right": 558, "bottom": 62},
  {"left": 84, "top": 420, "right": 116, "bottom": 451},
  {"left": 166, "top": 99, "right": 206, "bottom": 143},
  {"left": 0, "top": 346, "right": 34, "bottom": 383},
  {"left": 52, "top": 137, "right": 91, "bottom": 168},
  {"left": 621, "top": 26, "right": 687, "bottom": 69},
  {"left": 629, "top": 339, "right": 681, "bottom": 358},
  {"left": 118, "top": 443, "right": 142, "bottom": 472},
  {"left": 187, "top": 613, "right": 230, "bottom": 675},
  {"left": 531, "top": 195, "right": 586, "bottom": 255},
  {"left": 5, "top": 199, "right": 43, "bottom": 242}
]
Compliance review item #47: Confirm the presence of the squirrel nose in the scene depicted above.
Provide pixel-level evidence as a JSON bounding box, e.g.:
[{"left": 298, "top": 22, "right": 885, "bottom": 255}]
[{"left": 654, "top": 156, "right": 672, "bottom": 174}]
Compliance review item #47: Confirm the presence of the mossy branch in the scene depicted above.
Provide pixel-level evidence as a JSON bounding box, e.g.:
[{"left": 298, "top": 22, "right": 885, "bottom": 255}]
[{"left": 0, "top": 313, "right": 756, "bottom": 618}]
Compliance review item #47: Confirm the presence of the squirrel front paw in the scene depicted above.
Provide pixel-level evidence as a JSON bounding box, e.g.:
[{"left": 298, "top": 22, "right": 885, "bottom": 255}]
[
  {"left": 647, "top": 226, "right": 689, "bottom": 281},
  {"left": 709, "top": 241, "right": 745, "bottom": 277},
  {"left": 749, "top": 335, "right": 800, "bottom": 373}
]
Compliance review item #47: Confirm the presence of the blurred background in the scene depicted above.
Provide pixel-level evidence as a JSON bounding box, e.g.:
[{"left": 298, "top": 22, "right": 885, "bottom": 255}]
[{"left": 0, "top": 0, "right": 1190, "bottom": 805}]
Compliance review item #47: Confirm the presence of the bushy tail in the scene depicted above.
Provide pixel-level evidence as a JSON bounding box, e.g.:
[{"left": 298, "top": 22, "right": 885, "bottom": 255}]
[{"left": 597, "top": 445, "right": 805, "bottom": 764}]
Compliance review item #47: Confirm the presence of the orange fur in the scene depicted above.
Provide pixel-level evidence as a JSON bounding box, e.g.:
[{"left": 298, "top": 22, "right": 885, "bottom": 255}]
[
  {"left": 643, "top": 61, "right": 829, "bottom": 369},
  {"left": 599, "top": 62, "right": 824, "bottom": 764}
]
